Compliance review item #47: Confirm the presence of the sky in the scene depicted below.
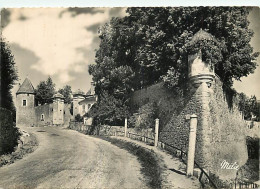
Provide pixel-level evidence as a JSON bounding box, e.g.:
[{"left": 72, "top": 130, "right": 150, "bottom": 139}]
[
  {"left": 1, "top": 8, "right": 127, "bottom": 95},
  {"left": 1, "top": 7, "right": 260, "bottom": 98}
]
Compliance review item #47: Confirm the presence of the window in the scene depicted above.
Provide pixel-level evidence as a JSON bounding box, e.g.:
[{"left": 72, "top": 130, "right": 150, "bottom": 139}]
[
  {"left": 41, "top": 114, "right": 44, "bottom": 121},
  {"left": 88, "top": 104, "right": 91, "bottom": 109},
  {"left": 23, "top": 100, "right": 27, "bottom": 106}
]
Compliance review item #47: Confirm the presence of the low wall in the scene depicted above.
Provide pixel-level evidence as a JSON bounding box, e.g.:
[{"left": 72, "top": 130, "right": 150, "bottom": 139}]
[
  {"left": 68, "top": 121, "right": 90, "bottom": 132},
  {"left": 0, "top": 108, "right": 20, "bottom": 155},
  {"left": 98, "top": 126, "right": 154, "bottom": 139},
  {"left": 68, "top": 122, "right": 154, "bottom": 138}
]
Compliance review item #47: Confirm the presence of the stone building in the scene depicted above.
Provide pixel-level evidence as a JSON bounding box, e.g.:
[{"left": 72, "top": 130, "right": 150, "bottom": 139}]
[
  {"left": 72, "top": 82, "right": 97, "bottom": 125},
  {"left": 16, "top": 77, "right": 96, "bottom": 127}
]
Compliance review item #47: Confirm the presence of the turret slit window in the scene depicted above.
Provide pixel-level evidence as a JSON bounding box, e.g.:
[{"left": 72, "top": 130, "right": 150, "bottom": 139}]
[
  {"left": 23, "top": 100, "right": 27, "bottom": 106},
  {"left": 41, "top": 114, "right": 44, "bottom": 121}
]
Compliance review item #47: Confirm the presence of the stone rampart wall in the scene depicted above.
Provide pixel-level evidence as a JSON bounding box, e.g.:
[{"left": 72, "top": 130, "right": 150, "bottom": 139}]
[
  {"left": 64, "top": 104, "right": 72, "bottom": 127},
  {"left": 207, "top": 77, "right": 248, "bottom": 181},
  {"left": 130, "top": 77, "right": 248, "bottom": 182},
  {"left": 35, "top": 104, "right": 53, "bottom": 126}
]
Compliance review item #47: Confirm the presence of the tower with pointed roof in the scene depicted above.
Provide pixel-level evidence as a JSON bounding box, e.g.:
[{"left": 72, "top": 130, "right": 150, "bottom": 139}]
[
  {"left": 16, "top": 77, "right": 36, "bottom": 126},
  {"left": 15, "top": 77, "right": 97, "bottom": 126}
]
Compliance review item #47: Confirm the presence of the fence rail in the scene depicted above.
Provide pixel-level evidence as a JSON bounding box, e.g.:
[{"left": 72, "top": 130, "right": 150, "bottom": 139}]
[
  {"left": 114, "top": 130, "right": 217, "bottom": 188},
  {"left": 162, "top": 142, "right": 217, "bottom": 188},
  {"left": 231, "top": 180, "right": 259, "bottom": 189},
  {"left": 118, "top": 130, "right": 260, "bottom": 189}
]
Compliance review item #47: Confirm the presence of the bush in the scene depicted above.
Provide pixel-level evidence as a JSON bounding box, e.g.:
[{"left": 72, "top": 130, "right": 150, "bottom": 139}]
[
  {"left": 75, "top": 114, "right": 83, "bottom": 122},
  {"left": 0, "top": 108, "right": 21, "bottom": 155},
  {"left": 129, "top": 102, "right": 158, "bottom": 130}
]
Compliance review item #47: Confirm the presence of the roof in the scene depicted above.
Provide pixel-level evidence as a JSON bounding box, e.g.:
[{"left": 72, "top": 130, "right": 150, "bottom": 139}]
[
  {"left": 86, "top": 89, "right": 91, "bottom": 96},
  {"left": 187, "top": 29, "right": 217, "bottom": 46},
  {"left": 78, "top": 95, "right": 97, "bottom": 105},
  {"left": 73, "top": 89, "right": 85, "bottom": 97},
  {"left": 16, "top": 78, "right": 35, "bottom": 94},
  {"left": 53, "top": 92, "right": 64, "bottom": 99}
]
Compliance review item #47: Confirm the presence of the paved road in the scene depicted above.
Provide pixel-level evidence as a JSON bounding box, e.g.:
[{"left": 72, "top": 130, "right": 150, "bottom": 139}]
[{"left": 0, "top": 127, "right": 147, "bottom": 189}]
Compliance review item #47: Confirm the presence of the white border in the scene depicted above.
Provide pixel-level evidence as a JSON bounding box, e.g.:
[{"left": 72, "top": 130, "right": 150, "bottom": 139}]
[{"left": 0, "top": 0, "right": 260, "bottom": 8}]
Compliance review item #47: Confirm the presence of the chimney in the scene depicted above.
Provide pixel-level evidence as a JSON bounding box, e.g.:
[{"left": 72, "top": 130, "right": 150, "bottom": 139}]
[{"left": 90, "top": 81, "right": 95, "bottom": 95}]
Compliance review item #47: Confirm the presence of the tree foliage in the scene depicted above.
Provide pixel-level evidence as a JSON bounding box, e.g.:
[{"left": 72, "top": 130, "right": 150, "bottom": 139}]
[
  {"left": 0, "top": 37, "right": 18, "bottom": 115},
  {"left": 75, "top": 114, "right": 83, "bottom": 122},
  {"left": 89, "top": 7, "right": 259, "bottom": 124},
  {"left": 87, "top": 92, "right": 130, "bottom": 125},
  {"left": 238, "top": 93, "right": 259, "bottom": 121},
  {"left": 129, "top": 102, "right": 158, "bottom": 130},
  {"left": 35, "top": 76, "right": 55, "bottom": 105},
  {"left": 58, "top": 85, "right": 72, "bottom": 104}
]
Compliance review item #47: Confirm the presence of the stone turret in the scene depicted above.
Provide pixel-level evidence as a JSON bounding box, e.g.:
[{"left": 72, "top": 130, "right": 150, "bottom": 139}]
[
  {"left": 72, "top": 89, "right": 85, "bottom": 117},
  {"left": 16, "top": 77, "right": 36, "bottom": 126},
  {"left": 52, "top": 93, "right": 64, "bottom": 125},
  {"left": 188, "top": 29, "right": 215, "bottom": 88},
  {"left": 187, "top": 30, "right": 216, "bottom": 171}
]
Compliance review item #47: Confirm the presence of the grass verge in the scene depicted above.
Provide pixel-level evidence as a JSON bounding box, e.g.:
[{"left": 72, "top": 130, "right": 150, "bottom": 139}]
[
  {"left": 97, "top": 136, "right": 163, "bottom": 189},
  {"left": 0, "top": 133, "right": 38, "bottom": 167},
  {"left": 237, "top": 159, "right": 259, "bottom": 182}
]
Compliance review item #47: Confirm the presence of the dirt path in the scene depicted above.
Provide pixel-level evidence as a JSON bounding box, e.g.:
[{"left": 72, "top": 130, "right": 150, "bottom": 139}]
[
  {"left": 0, "top": 126, "right": 147, "bottom": 189},
  {"left": 111, "top": 136, "right": 201, "bottom": 189}
]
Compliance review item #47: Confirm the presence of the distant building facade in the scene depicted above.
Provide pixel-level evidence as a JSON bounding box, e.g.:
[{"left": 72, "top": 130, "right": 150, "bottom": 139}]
[
  {"left": 16, "top": 78, "right": 96, "bottom": 127},
  {"left": 72, "top": 82, "right": 97, "bottom": 125}
]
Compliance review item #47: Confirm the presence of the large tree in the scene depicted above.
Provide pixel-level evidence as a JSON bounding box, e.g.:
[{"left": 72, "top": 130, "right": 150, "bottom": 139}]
[
  {"left": 0, "top": 37, "right": 19, "bottom": 114},
  {"left": 92, "top": 7, "right": 258, "bottom": 88},
  {"left": 35, "top": 76, "right": 55, "bottom": 105},
  {"left": 58, "top": 85, "right": 72, "bottom": 104},
  {"left": 89, "top": 7, "right": 259, "bottom": 124}
]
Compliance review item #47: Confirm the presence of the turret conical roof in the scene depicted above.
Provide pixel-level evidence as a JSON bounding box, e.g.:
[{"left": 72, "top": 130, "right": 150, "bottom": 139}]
[
  {"left": 16, "top": 78, "right": 35, "bottom": 94},
  {"left": 187, "top": 29, "right": 217, "bottom": 46}
]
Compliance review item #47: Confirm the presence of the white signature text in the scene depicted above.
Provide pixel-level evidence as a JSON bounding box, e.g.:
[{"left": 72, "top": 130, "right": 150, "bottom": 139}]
[{"left": 220, "top": 160, "right": 239, "bottom": 170}]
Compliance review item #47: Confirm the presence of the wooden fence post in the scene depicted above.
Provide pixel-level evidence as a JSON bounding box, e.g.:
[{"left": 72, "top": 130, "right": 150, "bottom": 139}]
[
  {"left": 154, "top": 118, "right": 159, "bottom": 147},
  {"left": 186, "top": 114, "right": 198, "bottom": 176},
  {"left": 124, "top": 118, "right": 127, "bottom": 137}
]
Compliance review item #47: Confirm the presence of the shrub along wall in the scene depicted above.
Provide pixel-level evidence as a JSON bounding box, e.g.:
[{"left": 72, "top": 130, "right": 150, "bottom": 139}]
[
  {"left": 131, "top": 82, "right": 199, "bottom": 150},
  {"left": 0, "top": 108, "right": 20, "bottom": 155}
]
